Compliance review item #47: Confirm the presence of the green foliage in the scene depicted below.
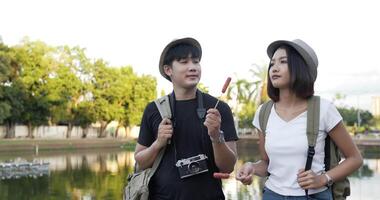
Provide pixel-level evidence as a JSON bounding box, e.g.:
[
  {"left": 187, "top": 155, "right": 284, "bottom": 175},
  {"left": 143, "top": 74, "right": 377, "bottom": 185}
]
[
  {"left": 237, "top": 102, "right": 257, "bottom": 128},
  {"left": 0, "top": 44, "right": 11, "bottom": 83},
  {"left": 337, "top": 107, "right": 374, "bottom": 127},
  {"left": 0, "top": 38, "right": 158, "bottom": 138},
  {"left": 12, "top": 39, "right": 54, "bottom": 128},
  {"left": 197, "top": 83, "right": 209, "bottom": 93},
  {"left": 124, "top": 74, "right": 156, "bottom": 126},
  {"left": 226, "top": 64, "right": 268, "bottom": 128},
  {"left": 0, "top": 43, "right": 12, "bottom": 123},
  {"left": 0, "top": 102, "right": 11, "bottom": 123}
]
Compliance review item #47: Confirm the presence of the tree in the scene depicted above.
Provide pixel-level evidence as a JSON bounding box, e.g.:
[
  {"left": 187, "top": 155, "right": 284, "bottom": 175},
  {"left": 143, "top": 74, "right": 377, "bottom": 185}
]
[
  {"left": 0, "top": 43, "right": 12, "bottom": 124},
  {"left": 225, "top": 64, "right": 268, "bottom": 128},
  {"left": 122, "top": 74, "right": 156, "bottom": 137},
  {"left": 11, "top": 38, "right": 54, "bottom": 137},
  {"left": 48, "top": 46, "right": 91, "bottom": 138},
  {"left": 2, "top": 83, "right": 26, "bottom": 138},
  {"left": 249, "top": 64, "right": 269, "bottom": 105},
  {"left": 91, "top": 60, "right": 127, "bottom": 137},
  {"left": 74, "top": 101, "right": 96, "bottom": 138},
  {"left": 0, "top": 101, "right": 10, "bottom": 124},
  {"left": 337, "top": 107, "right": 374, "bottom": 127}
]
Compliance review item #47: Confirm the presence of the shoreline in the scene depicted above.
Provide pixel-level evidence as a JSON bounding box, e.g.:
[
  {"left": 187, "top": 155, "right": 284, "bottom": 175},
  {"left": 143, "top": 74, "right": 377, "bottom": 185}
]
[
  {"left": 0, "top": 138, "right": 136, "bottom": 153},
  {"left": 0, "top": 136, "right": 378, "bottom": 153}
]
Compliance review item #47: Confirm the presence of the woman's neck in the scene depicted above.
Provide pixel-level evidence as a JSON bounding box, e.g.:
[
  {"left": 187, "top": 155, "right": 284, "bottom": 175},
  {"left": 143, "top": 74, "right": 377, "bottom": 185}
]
[{"left": 277, "top": 89, "right": 305, "bottom": 108}]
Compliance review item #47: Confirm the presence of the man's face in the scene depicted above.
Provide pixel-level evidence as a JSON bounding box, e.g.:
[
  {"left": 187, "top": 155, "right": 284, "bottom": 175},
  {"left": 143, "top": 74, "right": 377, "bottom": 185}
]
[{"left": 165, "top": 55, "right": 201, "bottom": 89}]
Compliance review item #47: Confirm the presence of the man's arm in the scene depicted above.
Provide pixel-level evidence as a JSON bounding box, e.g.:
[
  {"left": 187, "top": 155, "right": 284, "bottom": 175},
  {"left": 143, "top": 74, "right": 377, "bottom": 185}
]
[
  {"left": 134, "top": 118, "right": 173, "bottom": 170},
  {"left": 211, "top": 140, "right": 237, "bottom": 173},
  {"left": 204, "top": 108, "right": 238, "bottom": 173}
]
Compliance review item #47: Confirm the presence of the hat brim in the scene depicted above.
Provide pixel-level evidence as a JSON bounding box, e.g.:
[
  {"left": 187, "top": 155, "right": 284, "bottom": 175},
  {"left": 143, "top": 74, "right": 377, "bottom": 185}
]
[
  {"left": 267, "top": 40, "right": 318, "bottom": 71},
  {"left": 159, "top": 38, "right": 202, "bottom": 81}
]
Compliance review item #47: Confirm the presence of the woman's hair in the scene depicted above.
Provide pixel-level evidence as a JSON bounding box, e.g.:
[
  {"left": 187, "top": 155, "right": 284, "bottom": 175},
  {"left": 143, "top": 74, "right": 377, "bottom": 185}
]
[
  {"left": 267, "top": 45, "right": 315, "bottom": 102},
  {"left": 163, "top": 43, "right": 201, "bottom": 66}
]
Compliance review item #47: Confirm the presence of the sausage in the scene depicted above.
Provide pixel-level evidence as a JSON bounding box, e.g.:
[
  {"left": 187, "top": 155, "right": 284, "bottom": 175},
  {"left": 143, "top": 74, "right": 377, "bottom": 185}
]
[
  {"left": 221, "top": 77, "right": 232, "bottom": 93},
  {"left": 213, "top": 172, "right": 230, "bottom": 179}
]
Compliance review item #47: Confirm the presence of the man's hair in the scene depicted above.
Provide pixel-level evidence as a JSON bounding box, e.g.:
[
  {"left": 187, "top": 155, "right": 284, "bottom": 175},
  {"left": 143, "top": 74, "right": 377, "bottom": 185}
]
[
  {"left": 267, "top": 45, "right": 315, "bottom": 102},
  {"left": 163, "top": 43, "right": 201, "bottom": 66}
]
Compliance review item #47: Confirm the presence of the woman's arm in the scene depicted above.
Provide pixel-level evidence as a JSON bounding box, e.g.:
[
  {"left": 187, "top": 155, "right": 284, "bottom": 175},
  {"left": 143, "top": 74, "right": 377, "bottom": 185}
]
[
  {"left": 254, "top": 131, "right": 269, "bottom": 177},
  {"left": 298, "top": 121, "right": 363, "bottom": 189},
  {"left": 324, "top": 121, "right": 363, "bottom": 182},
  {"left": 236, "top": 131, "right": 269, "bottom": 184}
]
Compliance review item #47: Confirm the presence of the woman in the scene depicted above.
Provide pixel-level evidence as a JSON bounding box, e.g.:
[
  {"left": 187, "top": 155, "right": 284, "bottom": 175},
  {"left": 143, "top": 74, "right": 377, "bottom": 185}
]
[{"left": 236, "top": 39, "right": 362, "bottom": 199}]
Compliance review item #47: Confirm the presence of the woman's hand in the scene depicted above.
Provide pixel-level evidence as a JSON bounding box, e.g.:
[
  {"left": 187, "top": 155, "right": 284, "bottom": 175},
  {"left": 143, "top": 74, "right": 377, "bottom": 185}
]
[
  {"left": 236, "top": 162, "right": 255, "bottom": 185},
  {"left": 297, "top": 169, "right": 327, "bottom": 189}
]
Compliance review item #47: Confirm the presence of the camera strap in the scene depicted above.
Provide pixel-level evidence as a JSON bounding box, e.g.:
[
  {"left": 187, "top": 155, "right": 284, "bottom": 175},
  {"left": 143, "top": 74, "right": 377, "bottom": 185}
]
[
  {"left": 169, "top": 90, "right": 206, "bottom": 121},
  {"left": 169, "top": 89, "right": 207, "bottom": 163}
]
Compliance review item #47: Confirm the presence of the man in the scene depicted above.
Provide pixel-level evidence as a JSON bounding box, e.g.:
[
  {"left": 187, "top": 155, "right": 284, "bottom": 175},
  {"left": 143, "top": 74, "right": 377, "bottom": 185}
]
[{"left": 134, "top": 37, "right": 238, "bottom": 200}]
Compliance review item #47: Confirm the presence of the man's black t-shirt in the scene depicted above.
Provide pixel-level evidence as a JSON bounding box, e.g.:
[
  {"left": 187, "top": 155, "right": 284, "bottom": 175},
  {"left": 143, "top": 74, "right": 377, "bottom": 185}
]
[{"left": 138, "top": 92, "right": 238, "bottom": 200}]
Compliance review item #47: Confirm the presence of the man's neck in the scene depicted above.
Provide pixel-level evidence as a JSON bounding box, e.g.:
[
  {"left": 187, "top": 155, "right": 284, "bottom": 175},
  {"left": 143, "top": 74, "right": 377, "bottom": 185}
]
[{"left": 173, "top": 86, "right": 197, "bottom": 100}]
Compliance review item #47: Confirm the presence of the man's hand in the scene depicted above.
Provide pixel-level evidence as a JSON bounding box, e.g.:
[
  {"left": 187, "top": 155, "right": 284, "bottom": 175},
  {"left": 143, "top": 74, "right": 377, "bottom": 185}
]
[
  {"left": 203, "top": 108, "right": 222, "bottom": 139},
  {"left": 154, "top": 118, "right": 173, "bottom": 149}
]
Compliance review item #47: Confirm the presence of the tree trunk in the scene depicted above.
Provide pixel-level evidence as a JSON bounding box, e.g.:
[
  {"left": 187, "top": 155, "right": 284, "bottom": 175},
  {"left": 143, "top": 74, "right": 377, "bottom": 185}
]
[
  {"left": 82, "top": 126, "right": 88, "bottom": 138},
  {"left": 98, "top": 121, "right": 109, "bottom": 138},
  {"left": 27, "top": 122, "right": 34, "bottom": 138},
  {"left": 115, "top": 122, "right": 123, "bottom": 138},
  {"left": 5, "top": 121, "right": 16, "bottom": 138},
  {"left": 125, "top": 126, "right": 131, "bottom": 138},
  {"left": 66, "top": 123, "right": 73, "bottom": 138}
]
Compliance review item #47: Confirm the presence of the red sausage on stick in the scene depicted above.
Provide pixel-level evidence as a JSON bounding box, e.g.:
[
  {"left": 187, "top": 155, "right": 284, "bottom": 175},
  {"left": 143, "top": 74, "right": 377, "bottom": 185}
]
[
  {"left": 213, "top": 172, "right": 230, "bottom": 179},
  {"left": 221, "top": 77, "right": 232, "bottom": 93},
  {"left": 214, "top": 77, "right": 232, "bottom": 108}
]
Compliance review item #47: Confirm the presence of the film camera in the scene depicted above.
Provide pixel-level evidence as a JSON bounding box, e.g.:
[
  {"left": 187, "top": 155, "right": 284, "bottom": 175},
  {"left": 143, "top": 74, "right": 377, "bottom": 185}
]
[{"left": 175, "top": 154, "right": 208, "bottom": 179}]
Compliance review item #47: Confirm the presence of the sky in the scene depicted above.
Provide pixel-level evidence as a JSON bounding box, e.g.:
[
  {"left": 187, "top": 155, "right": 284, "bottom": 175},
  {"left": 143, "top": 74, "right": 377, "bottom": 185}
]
[{"left": 1, "top": 0, "right": 379, "bottom": 111}]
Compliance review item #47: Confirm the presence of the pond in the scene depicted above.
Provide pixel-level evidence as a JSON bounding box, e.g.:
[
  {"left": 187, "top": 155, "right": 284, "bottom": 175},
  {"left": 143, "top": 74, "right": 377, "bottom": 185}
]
[{"left": 0, "top": 145, "right": 379, "bottom": 200}]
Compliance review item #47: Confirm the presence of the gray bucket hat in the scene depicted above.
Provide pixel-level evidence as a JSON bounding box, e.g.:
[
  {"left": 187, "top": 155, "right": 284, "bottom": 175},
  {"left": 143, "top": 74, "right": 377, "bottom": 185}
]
[
  {"left": 267, "top": 39, "right": 318, "bottom": 81},
  {"left": 159, "top": 37, "right": 202, "bottom": 81}
]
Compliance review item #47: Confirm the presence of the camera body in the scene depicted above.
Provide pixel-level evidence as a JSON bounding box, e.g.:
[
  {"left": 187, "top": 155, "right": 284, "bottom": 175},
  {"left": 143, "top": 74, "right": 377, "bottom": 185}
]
[{"left": 175, "top": 154, "right": 208, "bottom": 179}]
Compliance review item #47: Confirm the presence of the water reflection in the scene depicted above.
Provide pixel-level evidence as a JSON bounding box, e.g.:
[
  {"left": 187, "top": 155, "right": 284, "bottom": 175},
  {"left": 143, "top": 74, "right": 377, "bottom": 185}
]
[
  {"left": 0, "top": 146, "right": 379, "bottom": 200},
  {"left": 0, "top": 149, "right": 135, "bottom": 200}
]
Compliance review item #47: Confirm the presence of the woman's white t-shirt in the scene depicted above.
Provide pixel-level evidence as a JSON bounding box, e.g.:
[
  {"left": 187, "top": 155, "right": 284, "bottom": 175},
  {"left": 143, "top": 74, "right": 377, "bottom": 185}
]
[{"left": 252, "top": 98, "right": 342, "bottom": 196}]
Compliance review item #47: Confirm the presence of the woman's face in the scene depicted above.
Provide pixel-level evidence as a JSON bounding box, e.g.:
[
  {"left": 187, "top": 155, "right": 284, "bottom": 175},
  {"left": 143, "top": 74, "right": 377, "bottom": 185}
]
[{"left": 269, "top": 48, "right": 290, "bottom": 89}]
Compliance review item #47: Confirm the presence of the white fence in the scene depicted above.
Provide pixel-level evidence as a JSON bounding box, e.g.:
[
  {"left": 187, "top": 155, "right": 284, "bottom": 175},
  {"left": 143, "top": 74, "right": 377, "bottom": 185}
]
[{"left": 0, "top": 125, "right": 140, "bottom": 139}]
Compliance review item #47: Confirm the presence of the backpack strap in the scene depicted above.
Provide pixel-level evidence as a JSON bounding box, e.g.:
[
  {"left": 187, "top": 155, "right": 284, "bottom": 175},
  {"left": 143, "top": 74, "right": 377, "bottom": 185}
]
[
  {"left": 147, "top": 146, "right": 166, "bottom": 179},
  {"left": 306, "top": 96, "right": 320, "bottom": 147},
  {"left": 196, "top": 90, "right": 206, "bottom": 120},
  {"left": 134, "top": 95, "right": 172, "bottom": 174},
  {"left": 305, "top": 96, "right": 320, "bottom": 170},
  {"left": 258, "top": 100, "right": 274, "bottom": 134},
  {"left": 305, "top": 95, "right": 320, "bottom": 197},
  {"left": 154, "top": 95, "right": 172, "bottom": 119}
]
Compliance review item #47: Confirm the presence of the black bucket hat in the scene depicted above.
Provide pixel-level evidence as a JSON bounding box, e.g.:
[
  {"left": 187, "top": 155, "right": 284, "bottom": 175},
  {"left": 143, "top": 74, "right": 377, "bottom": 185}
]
[
  {"left": 267, "top": 39, "right": 318, "bottom": 81},
  {"left": 159, "top": 37, "right": 202, "bottom": 81}
]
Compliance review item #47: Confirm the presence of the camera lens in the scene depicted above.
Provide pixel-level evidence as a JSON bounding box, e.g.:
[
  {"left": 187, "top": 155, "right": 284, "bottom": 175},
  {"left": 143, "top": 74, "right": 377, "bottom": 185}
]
[{"left": 188, "top": 162, "right": 200, "bottom": 173}]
